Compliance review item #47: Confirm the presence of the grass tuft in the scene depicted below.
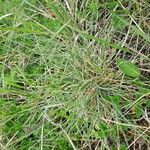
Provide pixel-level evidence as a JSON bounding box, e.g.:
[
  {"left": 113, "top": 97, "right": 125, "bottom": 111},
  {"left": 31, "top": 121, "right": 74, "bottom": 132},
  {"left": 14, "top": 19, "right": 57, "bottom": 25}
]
[{"left": 0, "top": 0, "right": 150, "bottom": 149}]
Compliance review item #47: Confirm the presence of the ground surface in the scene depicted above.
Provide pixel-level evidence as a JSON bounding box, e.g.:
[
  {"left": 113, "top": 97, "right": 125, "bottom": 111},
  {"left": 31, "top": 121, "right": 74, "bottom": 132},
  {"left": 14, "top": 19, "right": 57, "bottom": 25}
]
[{"left": 0, "top": 0, "right": 150, "bottom": 150}]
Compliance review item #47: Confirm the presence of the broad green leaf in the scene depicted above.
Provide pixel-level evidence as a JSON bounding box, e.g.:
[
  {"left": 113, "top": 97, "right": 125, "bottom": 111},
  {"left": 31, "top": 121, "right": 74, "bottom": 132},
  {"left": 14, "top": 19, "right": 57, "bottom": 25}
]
[
  {"left": 120, "top": 144, "right": 128, "bottom": 150},
  {"left": 146, "top": 100, "right": 150, "bottom": 107},
  {"left": 116, "top": 58, "right": 140, "bottom": 77},
  {"left": 104, "top": 95, "right": 121, "bottom": 105},
  {"left": 135, "top": 104, "right": 143, "bottom": 118}
]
